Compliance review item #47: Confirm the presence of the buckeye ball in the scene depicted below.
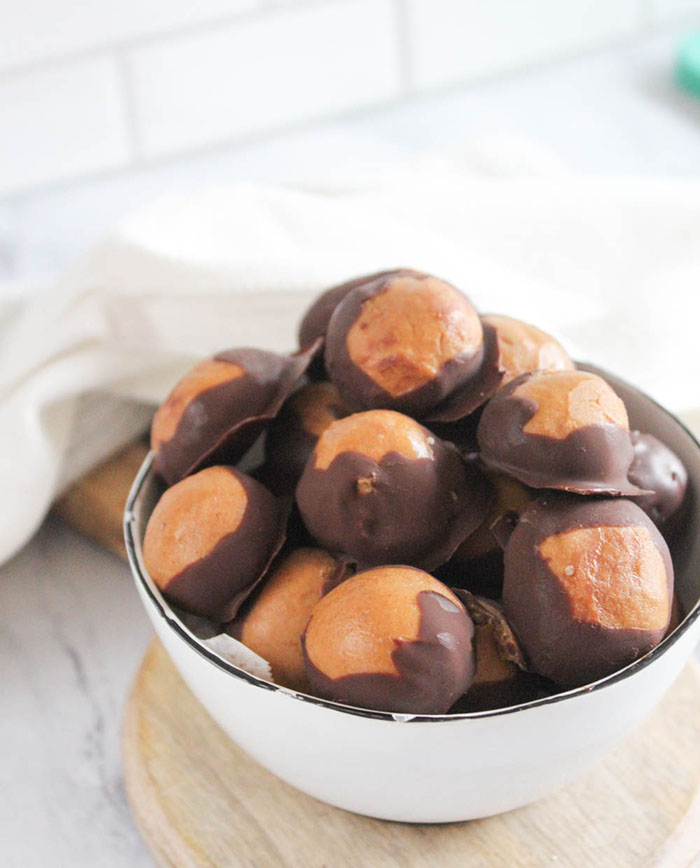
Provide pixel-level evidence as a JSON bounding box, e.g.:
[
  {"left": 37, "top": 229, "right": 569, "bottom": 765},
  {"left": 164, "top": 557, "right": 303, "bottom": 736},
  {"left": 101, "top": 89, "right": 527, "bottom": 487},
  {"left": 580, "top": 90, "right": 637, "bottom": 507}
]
[
  {"left": 324, "top": 272, "right": 484, "bottom": 417},
  {"left": 263, "top": 381, "right": 350, "bottom": 490},
  {"left": 503, "top": 496, "right": 674, "bottom": 688},
  {"left": 482, "top": 314, "right": 574, "bottom": 387},
  {"left": 143, "top": 466, "right": 285, "bottom": 622},
  {"left": 230, "top": 548, "right": 349, "bottom": 691},
  {"left": 450, "top": 621, "right": 548, "bottom": 713},
  {"left": 151, "top": 345, "right": 315, "bottom": 485},
  {"left": 298, "top": 269, "right": 406, "bottom": 351},
  {"left": 439, "top": 474, "right": 533, "bottom": 598},
  {"left": 628, "top": 431, "right": 688, "bottom": 528},
  {"left": 295, "top": 409, "right": 489, "bottom": 570},
  {"left": 450, "top": 591, "right": 551, "bottom": 713},
  {"left": 302, "top": 566, "right": 475, "bottom": 714},
  {"left": 478, "top": 369, "right": 640, "bottom": 494}
]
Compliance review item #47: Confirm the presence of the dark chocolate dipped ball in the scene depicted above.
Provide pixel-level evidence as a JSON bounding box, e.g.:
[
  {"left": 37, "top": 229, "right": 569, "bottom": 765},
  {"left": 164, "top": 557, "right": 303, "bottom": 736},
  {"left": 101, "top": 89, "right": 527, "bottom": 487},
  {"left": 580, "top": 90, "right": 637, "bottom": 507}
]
[
  {"left": 450, "top": 622, "right": 548, "bottom": 713},
  {"left": 482, "top": 314, "right": 574, "bottom": 387},
  {"left": 439, "top": 474, "right": 533, "bottom": 598},
  {"left": 230, "top": 548, "right": 349, "bottom": 691},
  {"left": 450, "top": 592, "right": 552, "bottom": 713},
  {"left": 298, "top": 270, "right": 405, "bottom": 351},
  {"left": 324, "top": 272, "right": 484, "bottom": 417},
  {"left": 628, "top": 431, "right": 688, "bottom": 527},
  {"left": 263, "top": 381, "right": 350, "bottom": 491},
  {"left": 302, "top": 566, "right": 476, "bottom": 714},
  {"left": 503, "top": 495, "right": 674, "bottom": 688},
  {"left": 668, "top": 594, "right": 683, "bottom": 635},
  {"left": 143, "top": 466, "right": 285, "bottom": 621},
  {"left": 151, "top": 345, "right": 316, "bottom": 485},
  {"left": 477, "top": 369, "right": 641, "bottom": 495},
  {"left": 295, "top": 409, "right": 490, "bottom": 570}
]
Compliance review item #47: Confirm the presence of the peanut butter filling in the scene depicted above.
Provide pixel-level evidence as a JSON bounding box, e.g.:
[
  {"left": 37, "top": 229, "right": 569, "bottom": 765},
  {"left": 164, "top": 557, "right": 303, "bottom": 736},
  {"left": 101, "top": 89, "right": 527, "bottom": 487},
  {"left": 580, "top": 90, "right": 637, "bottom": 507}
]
[
  {"left": 143, "top": 466, "right": 248, "bottom": 588},
  {"left": 151, "top": 359, "right": 245, "bottom": 449},
  {"left": 346, "top": 276, "right": 482, "bottom": 397},
  {"left": 483, "top": 314, "right": 574, "bottom": 386},
  {"left": 290, "top": 381, "right": 345, "bottom": 438},
  {"left": 313, "top": 410, "right": 433, "bottom": 470},
  {"left": 240, "top": 548, "right": 339, "bottom": 690},
  {"left": 305, "top": 567, "right": 461, "bottom": 679},
  {"left": 472, "top": 623, "right": 517, "bottom": 686},
  {"left": 538, "top": 525, "right": 669, "bottom": 631},
  {"left": 515, "top": 370, "right": 629, "bottom": 440}
]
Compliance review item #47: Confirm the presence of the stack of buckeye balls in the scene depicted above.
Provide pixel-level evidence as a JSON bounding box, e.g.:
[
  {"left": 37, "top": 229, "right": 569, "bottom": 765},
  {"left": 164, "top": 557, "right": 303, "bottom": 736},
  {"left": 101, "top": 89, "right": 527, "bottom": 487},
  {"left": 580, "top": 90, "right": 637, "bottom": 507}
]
[{"left": 143, "top": 269, "right": 688, "bottom": 715}]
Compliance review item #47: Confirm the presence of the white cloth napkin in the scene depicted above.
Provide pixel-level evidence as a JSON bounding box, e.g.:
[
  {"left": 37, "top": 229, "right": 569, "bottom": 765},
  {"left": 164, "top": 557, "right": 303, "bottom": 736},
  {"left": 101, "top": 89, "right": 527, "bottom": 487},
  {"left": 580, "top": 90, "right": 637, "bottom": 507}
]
[{"left": 2, "top": 144, "right": 700, "bottom": 565}]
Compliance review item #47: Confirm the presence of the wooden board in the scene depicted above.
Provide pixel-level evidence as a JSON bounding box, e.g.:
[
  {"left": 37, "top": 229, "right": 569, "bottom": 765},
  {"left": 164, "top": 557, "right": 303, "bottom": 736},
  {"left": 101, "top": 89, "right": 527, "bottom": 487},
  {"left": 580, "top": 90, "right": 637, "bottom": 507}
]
[
  {"left": 53, "top": 439, "right": 149, "bottom": 559},
  {"left": 57, "top": 443, "right": 700, "bottom": 867},
  {"left": 123, "top": 639, "right": 700, "bottom": 868}
]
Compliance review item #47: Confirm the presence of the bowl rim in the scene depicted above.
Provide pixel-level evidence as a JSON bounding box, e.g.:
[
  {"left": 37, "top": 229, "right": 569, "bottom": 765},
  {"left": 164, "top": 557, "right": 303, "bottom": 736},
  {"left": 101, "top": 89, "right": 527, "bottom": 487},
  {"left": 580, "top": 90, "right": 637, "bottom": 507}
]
[{"left": 124, "top": 373, "right": 700, "bottom": 724}]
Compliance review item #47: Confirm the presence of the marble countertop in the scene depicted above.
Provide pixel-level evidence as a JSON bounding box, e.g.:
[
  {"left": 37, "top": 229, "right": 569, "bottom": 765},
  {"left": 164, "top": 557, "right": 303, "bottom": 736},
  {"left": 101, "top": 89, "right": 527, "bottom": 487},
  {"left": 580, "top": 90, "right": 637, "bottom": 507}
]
[{"left": 2, "top": 27, "right": 700, "bottom": 867}]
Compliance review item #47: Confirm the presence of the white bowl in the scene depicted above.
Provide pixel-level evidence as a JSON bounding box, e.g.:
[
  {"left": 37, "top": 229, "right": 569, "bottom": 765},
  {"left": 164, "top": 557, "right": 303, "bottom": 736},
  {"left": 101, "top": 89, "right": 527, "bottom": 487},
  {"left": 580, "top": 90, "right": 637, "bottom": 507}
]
[{"left": 124, "top": 368, "right": 700, "bottom": 823}]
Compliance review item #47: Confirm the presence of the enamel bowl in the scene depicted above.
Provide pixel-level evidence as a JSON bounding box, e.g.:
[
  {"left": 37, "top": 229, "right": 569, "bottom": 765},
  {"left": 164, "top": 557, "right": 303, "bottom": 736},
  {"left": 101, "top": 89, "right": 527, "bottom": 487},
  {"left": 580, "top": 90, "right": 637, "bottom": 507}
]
[{"left": 124, "top": 368, "right": 700, "bottom": 823}]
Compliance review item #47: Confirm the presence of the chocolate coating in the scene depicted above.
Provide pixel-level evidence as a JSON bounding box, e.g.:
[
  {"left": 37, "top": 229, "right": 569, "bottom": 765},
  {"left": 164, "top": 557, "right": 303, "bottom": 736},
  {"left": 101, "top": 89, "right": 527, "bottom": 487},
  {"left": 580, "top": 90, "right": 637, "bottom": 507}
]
[
  {"left": 263, "top": 381, "right": 349, "bottom": 491},
  {"left": 152, "top": 344, "right": 318, "bottom": 485},
  {"left": 143, "top": 466, "right": 286, "bottom": 622},
  {"left": 450, "top": 619, "right": 551, "bottom": 713},
  {"left": 503, "top": 496, "right": 674, "bottom": 688},
  {"left": 298, "top": 270, "right": 407, "bottom": 350},
  {"left": 325, "top": 272, "right": 484, "bottom": 418},
  {"left": 438, "top": 474, "right": 533, "bottom": 598},
  {"left": 295, "top": 410, "right": 491, "bottom": 570},
  {"left": 628, "top": 431, "right": 688, "bottom": 527},
  {"left": 482, "top": 313, "right": 574, "bottom": 388},
  {"left": 424, "top": 321, "right": 503, "bottom": 423},
  {"left": 229, "top": 548, "right": 350, "bottom": 691},
  {"left": 427, "top": 408, "right": 483, "bottom": 456},
  {"left": 477, "top": 370, "right": 643, "bottom": 495},
  {"left": 303, "top": 567, "right": 476, "bottom": 714}
]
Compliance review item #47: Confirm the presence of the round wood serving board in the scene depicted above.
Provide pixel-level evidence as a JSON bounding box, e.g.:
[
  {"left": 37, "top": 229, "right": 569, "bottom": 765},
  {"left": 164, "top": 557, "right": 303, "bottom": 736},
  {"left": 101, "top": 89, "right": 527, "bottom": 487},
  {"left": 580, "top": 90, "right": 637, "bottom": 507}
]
[{"left": 123, "top": 640, "right": 700, "bottom": 868}]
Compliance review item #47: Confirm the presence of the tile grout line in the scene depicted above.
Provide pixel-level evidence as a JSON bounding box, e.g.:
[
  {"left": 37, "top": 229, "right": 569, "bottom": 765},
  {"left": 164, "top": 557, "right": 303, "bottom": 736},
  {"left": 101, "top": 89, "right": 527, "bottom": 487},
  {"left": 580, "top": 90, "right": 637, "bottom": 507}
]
[
  {"left": 394, "top": 0, "right": 414, "bottom": 95},
  {"left": 0, "top": 14, "right": 689, "bottom": 202},
  {"left": 0, "top": 198, "right": 19, "bottom": 281},
  {"left": 638, "top": 0, "right": 657, "bottom": 32},
  {"left": 114, "top": 50, "right": 142, "bottom": 164},
  {"left": 0, "top": 0, "right": 350, "bottom": 83}
]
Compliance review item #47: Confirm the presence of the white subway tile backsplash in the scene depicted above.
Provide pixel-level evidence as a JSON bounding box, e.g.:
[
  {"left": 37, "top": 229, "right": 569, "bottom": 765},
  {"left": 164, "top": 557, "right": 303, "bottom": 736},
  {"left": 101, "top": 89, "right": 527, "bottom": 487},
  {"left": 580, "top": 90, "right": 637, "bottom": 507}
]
[
  {"left": 128, "top": 0, "right": 401, "bottom": 158},
  {"left": 0, "top": 58, "right": 130, "bottom": 195},
  {"left": 0, "top": 0, "right": 258, "bottom": 73},
  {"left": 649, "top": 0, "right": 700, "bottom": 21},
  {"left": 406, "top": 0, "right": 642, "bottom": 90}
]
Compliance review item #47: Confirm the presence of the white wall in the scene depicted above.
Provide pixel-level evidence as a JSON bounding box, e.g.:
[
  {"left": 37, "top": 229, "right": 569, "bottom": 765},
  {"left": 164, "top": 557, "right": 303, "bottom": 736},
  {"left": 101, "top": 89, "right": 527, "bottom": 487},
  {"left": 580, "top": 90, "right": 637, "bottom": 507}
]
[{"left": 0, "top": 0, "right": 699, "bottom": 197}]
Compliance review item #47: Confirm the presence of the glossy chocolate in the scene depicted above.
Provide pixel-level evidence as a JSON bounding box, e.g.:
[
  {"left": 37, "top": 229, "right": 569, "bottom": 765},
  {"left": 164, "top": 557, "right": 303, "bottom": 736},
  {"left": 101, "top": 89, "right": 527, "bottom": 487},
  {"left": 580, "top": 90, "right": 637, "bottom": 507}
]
[
  {"left": 296, "top": 427, "right": 491, "bottom": 571},
  {"left": 152, "top": 468, "right": 287, "bottom": 622},
  {"left": 503, "top": 495, "right": 674, "bottom": 687},
  {"left": 628, "top": 431, "right": 688, "bottom": 527},
  {"left": 477, "top": 373, "right": 644, "bottom": 495},
  {"left": 154, "top": 344, "right": 318, "bottom": 485},
  {"left": 324, "top": 273, "right": 484, "bottom": 418},
  {"left": 304, "top": 588, "right": 476, "bottom": 714}
]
